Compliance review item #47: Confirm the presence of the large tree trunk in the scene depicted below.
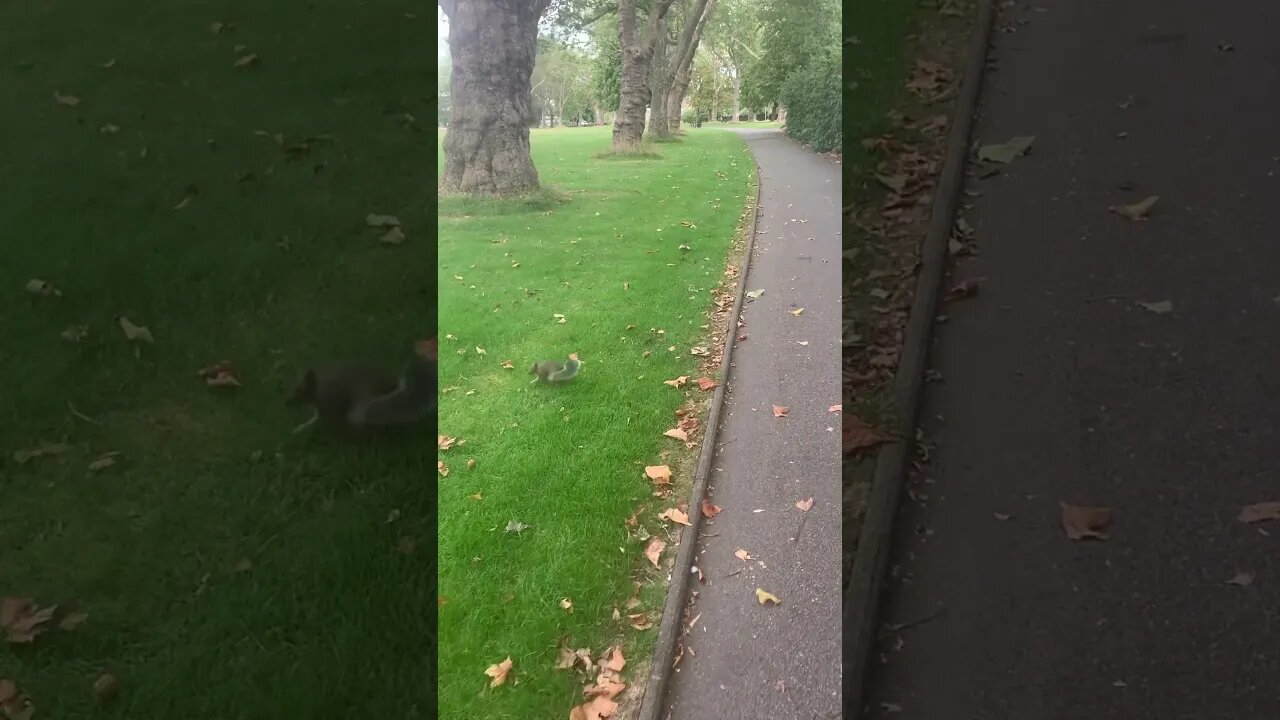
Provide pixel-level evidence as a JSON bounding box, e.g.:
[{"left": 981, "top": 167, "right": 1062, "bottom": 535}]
[
  {"left": 664, "top": 0, "right": 716, "bottom": 133},
  {"left": 594, "top": 103, "right": 604, "bottom": 125},
  {"left": 439, "top": 0, "right": 551, "bottom": 196},
  {"left": 731, "top": 71, "right": 741, "bottom": 122},
  {"left": 648, "top": 0, "right": 712, "bottom": 139},
  {"left": 612, "top": 0, "right": 676, "bottom": 151}
]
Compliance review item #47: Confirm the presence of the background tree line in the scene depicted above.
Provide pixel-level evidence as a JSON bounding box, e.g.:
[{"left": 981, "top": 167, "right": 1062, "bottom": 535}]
[{"left": 437, "top": 0, "right": 839, "bottom": 196}]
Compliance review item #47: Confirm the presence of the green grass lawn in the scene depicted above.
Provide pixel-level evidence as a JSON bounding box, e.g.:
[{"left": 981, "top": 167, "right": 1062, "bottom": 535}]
[
  {"left": 1, "top": 2, "right": 434, "bottom": 718},
  {"left": 437, "top": 126, "right": 754, "bottom": 718}
]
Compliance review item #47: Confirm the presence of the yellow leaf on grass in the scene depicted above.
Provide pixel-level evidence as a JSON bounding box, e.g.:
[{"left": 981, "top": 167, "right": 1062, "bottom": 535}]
[
  {"left": 663, "top": 428, "right": 688, "bottom": 442},
  {"left": 663, "top": 376, "right": 689, "bottom": 388}
]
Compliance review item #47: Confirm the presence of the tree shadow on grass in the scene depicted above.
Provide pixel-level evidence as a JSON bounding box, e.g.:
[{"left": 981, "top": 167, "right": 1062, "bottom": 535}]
[{"left": 437, "top": 186, "right": 572, "bottom": 218}]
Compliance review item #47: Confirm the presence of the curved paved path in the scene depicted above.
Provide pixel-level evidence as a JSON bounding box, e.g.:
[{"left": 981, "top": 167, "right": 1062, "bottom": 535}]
[{"left": 661, "top": 128, "right": 842, "bottom": 719}]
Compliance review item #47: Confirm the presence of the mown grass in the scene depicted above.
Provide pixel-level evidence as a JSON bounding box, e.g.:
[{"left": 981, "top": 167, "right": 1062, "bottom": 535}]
[
  {"left": 0, "top": 2, "right": 434, "bottom": 718},
  {"left": 437, "top": 125, "right": 754, "bottom": 718}
]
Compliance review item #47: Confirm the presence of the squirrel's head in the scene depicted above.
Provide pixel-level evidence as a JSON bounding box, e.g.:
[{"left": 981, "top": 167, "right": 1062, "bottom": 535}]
[
  {"left": 285, "top": 369, "right": 318, "bottom": 406},
  {"left": 528, "top": 363, "right": 539, "bottom": 375}
]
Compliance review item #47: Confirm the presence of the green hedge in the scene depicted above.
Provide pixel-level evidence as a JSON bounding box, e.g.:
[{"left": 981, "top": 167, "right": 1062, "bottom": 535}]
[{"left": 779, "top": 57, "right": 841, "bottom": 152}]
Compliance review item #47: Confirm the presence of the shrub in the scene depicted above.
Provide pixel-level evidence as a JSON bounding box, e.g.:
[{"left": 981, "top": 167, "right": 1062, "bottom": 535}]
[{"left": 779, "top": 57, "right": 841, "bottom": 152}]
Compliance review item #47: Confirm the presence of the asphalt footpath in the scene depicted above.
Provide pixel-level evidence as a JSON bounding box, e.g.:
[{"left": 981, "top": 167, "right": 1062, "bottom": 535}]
[
  {"left": 866, "top": 1, "right": 1280, "bottom": 718},
  {"left": 660, "top": 129, "right": 842, "bottom": 719}
]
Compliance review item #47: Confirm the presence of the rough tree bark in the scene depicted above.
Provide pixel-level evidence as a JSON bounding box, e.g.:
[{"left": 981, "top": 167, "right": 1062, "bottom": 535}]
[
  {"left": 612, "top": 0, "right": 677, "bottom": 150},
  {"left": 649, "top": 0, "right": 712, "bottom": 138},
  {"left": 439, "top": 0, "right": 551, "bottom": 196},
  {"left": 731, "top": 71, "right": 741, "bottom": 122},
  {"left": 664, "top": 0, "right": 717, "bottom": 133}
]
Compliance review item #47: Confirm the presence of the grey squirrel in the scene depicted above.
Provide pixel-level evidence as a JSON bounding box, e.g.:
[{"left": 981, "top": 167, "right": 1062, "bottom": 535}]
[
  {"left": 529, "top": 353, "right": 581, "bottom": 383},
  {"left": 287, "top": 337, "right": 437, "bottom": 433}
]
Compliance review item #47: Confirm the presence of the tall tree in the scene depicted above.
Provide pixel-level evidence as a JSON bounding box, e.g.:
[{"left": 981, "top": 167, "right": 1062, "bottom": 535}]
[
  {"left": 661, "top": 0, "right": 716, "bottom": 133},
  {"left": 612, "top": 0, "right": 676, "bottom": 150},
  {"left": 741, "top": 0, "right": 837, "bottom": 116},
  {"left": 439, "top": 0, "right": 553, "bottom": 196},
  {"left": 645, "top": 0, "right": 716, "bottom": 135},
  {"left": 703, "top": 0, "right": 761, "bottom": 122}
]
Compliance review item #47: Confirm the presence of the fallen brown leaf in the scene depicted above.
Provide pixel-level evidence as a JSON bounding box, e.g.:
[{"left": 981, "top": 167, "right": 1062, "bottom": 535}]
[
  {"left": 54, "top": 91, "right": 81, "bottom": 107},
  {"left": 87, "top": 451, "right": 120, "bottom": 472},
  {"left": 663, "top": 428, "right": 689, "bottom": 442},
  {"left": 1060, "top": 502, "right": 1112, "bottom": 540},
  {"left": 772, "top": 405, "right": 789, "bottom": 417},
  {"left": 1137, "top": 299, "right": 1173, "bottom": 314},
  {"left": 570, "top": 695, "right": 618, "bottom": 720},
  {"left": 829, "top": 404, "right": 842, "bottom": 413},
  {"left": 795, "top": 497, "right": 815, "bottom": 512},
  {"left": 118, "top": 316, "right": 154, "bottom": 343},
  {"left": 946, "top": 277, "right": 986, "bottom": 301},
  {"left": 602, "top": 645, "right": 625, "bottom": 672},
  {"left": 560, "top": 597, "right": 573, "bottom": 613},
  {"left": 584, "top": 677, "right": 626, "bottom": 699},
  {"left": 437, "top": 460, "right": 449, "bottom": 477},
  {"left": 501, "top": 360, "right": 515, "bottom": 369},
  {"left": 843, "top": 415, "right": 892, "bottom": 454},
  {"left": 644, "top": 537, "right": 665, "bottom": 567},
  {"left": 58, "top": 611, "right": 88, "bottom": 631},
  {"left": 438, "top": 435, "right": 457, "bottom": 450},
  {"left": 1227, "top": 571, "right": 1254, "bottom": 587},
  {"left": 1239, "top": 501, "right": 1280, "bottom": 524},
  {"left": 366, "top": 213, "right": 401, "bottom": 228},
  {"left": 659, "top": 507, "right": 691, "bottom": 526},
  {"left": 696, "top": 377, "right": 718, "bottom": 391},
  {"left": 233, "top": 53, "right": 260, "bottom": 68},
  {"left": 663, "top": 376, "right": 689, "bottom": 388},
  {"left": 12, "top": 442, "right": 69, "bottom": 465},
  {"left": 734, "top": 548, "right": 754, "bottom": 561},
  {"left": 627, "top": 613, "right": 652, "bottom": 630},
  {"left": 644, "top": 465, "right": 672, "bottom": 485},
  {"left": 91, "top": 673, "right": 119, "bottom": 702},
  {"left": 484, "top": 657, "right": 513, "bottom": 688},
  {"left": 700, "top": 499, "right": 722, "bottom": 518},
  {"left": 1109, "top": 195, "right": 1159, "bottom": 221}
]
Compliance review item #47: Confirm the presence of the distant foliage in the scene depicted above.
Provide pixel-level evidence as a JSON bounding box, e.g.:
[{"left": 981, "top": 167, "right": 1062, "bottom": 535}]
[{"left": 778, "top": 56, "right": 840, "bottom": 152}]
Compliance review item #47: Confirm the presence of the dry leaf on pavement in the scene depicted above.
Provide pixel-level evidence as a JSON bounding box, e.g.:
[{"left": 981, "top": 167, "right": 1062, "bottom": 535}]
[
  {"left": 755, "top": 588, "right": 781, "bottom": 605},
  {"left": 1227, "top": 571, "right": 1254, "bottom": 587},
  {"left": 1137, "top": 300, "right": 1173, "bottom": 314},
  {"left": 772, "top": 405, "right": 789, "bottom": 417},
  {"left": 1109, "top": 195, "right": 1159, "bottom": 221},
  {"left": 946, "top": 277, "right": 986, "bottom": 301},
  {"left": 795, "top": 497, "right": 815, "bottom": 512},
  {"left": 1060, "top": 502, "right": 1112, "bottom": 540},
  {"left": 700, "top": 499, "right": 722, "bottom": 518},
  {"left": 1238, "top": 501, "right": 1280, "bottom": 523}
]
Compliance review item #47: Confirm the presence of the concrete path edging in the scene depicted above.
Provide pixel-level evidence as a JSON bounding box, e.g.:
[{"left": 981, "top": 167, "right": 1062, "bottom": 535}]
[
  {"left": 840, "top": 2, "right": 995, "bottom": 717},
  {"left": 635, "top": 148, "right": 763, "bottom": 720}
]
